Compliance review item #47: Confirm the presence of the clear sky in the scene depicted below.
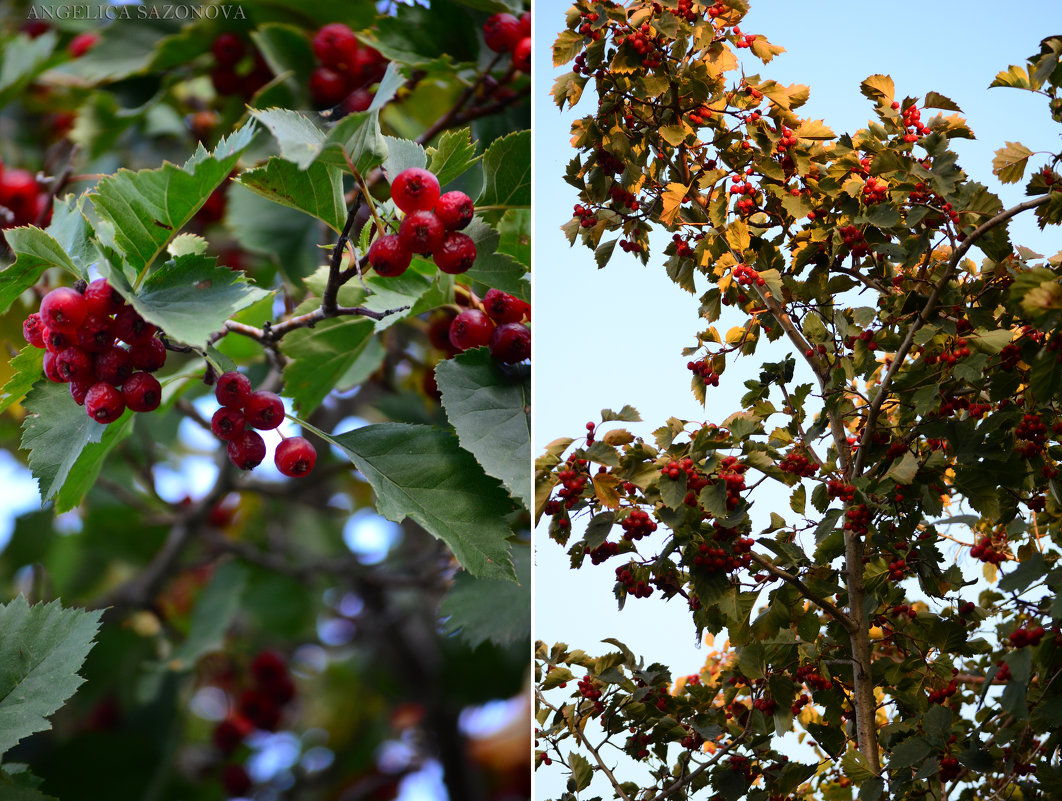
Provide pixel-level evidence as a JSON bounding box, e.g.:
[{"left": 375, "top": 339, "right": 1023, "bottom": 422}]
[{"left": 532, "top": 1, "right": 1062, "bottom": 796}]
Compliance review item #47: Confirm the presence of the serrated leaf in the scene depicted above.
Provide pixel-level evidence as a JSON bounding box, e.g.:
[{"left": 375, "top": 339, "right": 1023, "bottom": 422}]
[
  {"left": 382, "top": 135, "right": 428, "bottom": 179},
  {"left": 553, "top": 30, "right": 584, "bottom": 66},
  {"left": 20, "top": 381, "right": 107, "bottom": 505},
  {"left": 0, "top": 32, "right": 57, "bottom": 106},
  {"left": 237, "top": 158, "right": 346, "bottom": 232},
  {"left": 0, "top": 348, "right": 44, "bottom": 416},
  {"left": 281, "top": 315, "right": 376, "bottom": 416},
  {"left": 660, "top": 182, "right": 690, "bottom": 227},
  {"left": 53, "top": 412, "right": 136, "bottom": 514},
  {"left": 794, "top": 120, "right": 835, "bottom": 141},
  {"left": 331, "top": 423, "right": 516, "bottom": 579},
  {"left": 923, "top": 91, "right": 962, "bottom": 112},
  {"left": 462, "top": 218, "right": 529, "bottom": 299},
  {"left": 427, "top": 128, "right": 480, "bottom": 187},
  {"left": 0, "top": 596, "right": 102, "bottom": 759},
  {"left": 435, "top": 348, "right": 530, "bottom": 508},
  {"left": 0, "top": 228, "right": 80, "bottom": 315},
  {"left": 169, "top": 562, "right": 249, "bottom": 669},
  {"left": 841, "top": 748, "right": 876, "bottom": 782},
  {"left": 249, "top": 108, "right": 327, "bottom": 169},
  {"left": 860, "top": 74, "right": 895, "bottom": 104},
  {"left": 225, "top": 183, "right": 324, "bottom": 283},
  {"left": 478, "top": 130, "right": 530, "bottom": 209},
  {"left": 992, "top": 141, "right": 1033, "bottom": 184},
  {"left": 602, "top": 405, "right": 641, "bottom": 422},
  {"left": 570, "top": 752, "right": 594, "bottom": 791},
  {"left": 885, "top": 451, "right": 919, "bottom": 484},
  {"left": 101, "top": 254, "right": 270, "bottom": 348},
  {"left": 440, "top": 545, "right": 529, "bottom": 648}
]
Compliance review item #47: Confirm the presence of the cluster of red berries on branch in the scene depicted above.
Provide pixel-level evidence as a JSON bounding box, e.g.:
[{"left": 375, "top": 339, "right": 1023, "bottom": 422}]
[
  {"left": 483, "top": 12, "right": 531, "bottom": 73},
  {"left": 0, "top": 158, "right": 49, "bottom": 231},
  {"left": 621, "top": 508, "right": 657, "bottom": 541},
  {"left": 924, "top": 337, "right": 970, "bottom": 367},
  {"left": 575, "top": 10, "right": 601, "bottom": 41},
  {"left": 926, "top": 678, "right": 958, "bottom": 705},
  {"left": 794, "top": 664, "right": 834, "bottom": 692},
  {"left": 1015, "top": 412, "right": 1049, "bottom": 457},
  {"left": 862, "top": 176, "right": 889, "bottom": 205},
  {"left": 368, "top": 167, "right": 477, "bottom": 278},
  {"left": 687, "top": 104, "right": 713, "bottom": 126},
  {"left": 897, "top": 101, "right": 931, "bottom": 143},
  {"left": 572, "top": 203, "right": 597, "bottom": 228},
  {"left": 686, "top": 358, "right": 720, "bottom": 387},
  {"left": 970, "top": 530, "right": 1008, "bottom": 565},
  {"left": 209, "top": 31, "right": 272, "bottom": 99},
  {"left": 616, "top": 23, "right": 664, "bottom": 69},
  {"left": 547, "top": 455, "right": 591, "bottom": 516},
  {"left": 844, "top": 504, "right": 872, "bottom": 537},
  {"left": 447, "top": 287, "right": 531, "bottom": 365},
  {"left": 1008, "top": 625, "right": 1047, "bottom": 648},
  {"left": 779, "top": 449, "right": 818, "bottom": 478},
  {"left": 826, "top": 479, "right": 856, "bottom": 503},
  {"left": 577, "top": 674, "right": 605, "bottom": 713},
  {"left": 691, "top": 531, "right": 754, "bottom": 575},
  {"left": 730, "top": 176, "right": 760, "bottom": 216},
  {"left": 210, "top": 371, "right": 316, "bottom": 477},
  {"left": 732, "top": 262, "right": 763, "bottom": 287},
  {"left": 25, "top": 281, "right": 166, "bottom": 423},
  {"left": 309, "top": 22, "right": 387, "bottom": 111},
  {"left": 838, "top": 224, "right": 869, "bottom": 257},
  {"left": 212, "top": 650, "right": 297, "bottom": 797},
  {"left": 615, "top": 563, "right": 654, "bottom": 598},
  {"left": 586, "top": 540, "right": 621, "bottom": 564}
]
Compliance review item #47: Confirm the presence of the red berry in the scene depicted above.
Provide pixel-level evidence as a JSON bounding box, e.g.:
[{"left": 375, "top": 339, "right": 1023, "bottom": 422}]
[
  {"left": 55, "top": 346, "right": 92, "bottom": 382},
  {"left": 519, "top": 11, "right": 531, "bottom": 37},
  {"left": 85, "top": 382, "right": 125, "bottom": 423},
  {"left": 432, "top": 232, "right": 477, "bottom": 274},
  {"left": 42, "top": 351, "right": 63, "bottom": 383},
  {"left": 114, "top": 306, "right": 156, "bottom": 344},
  {"left": 39, "top": 286, "right": 88, "bottom": 332},
  {"left": 483, "top": 288, "right": 529, "bottom": 324},
  {"left": 211, "top": 407, "right": 246, "bottom": 442},
  {"left": 349, "top": 46, "right": 387, "bottom": 85},
  {"left": 390, "top": 168, "right": 440, "bottom": 214},
  {"left": 489, "top": 322, "right": 530, "bottom": 363},
  {"left": 122, "top": 372, "right": 162, "bottom": 412},
  {"left": 275, "top": 436, "right": 317, "bottom": 477},
  {"left": 244, "top": 390, "right": 285, "bottom": 430},
  {"left": 427, "top": 309, "right": 459, "bottom": 353},
  {"left": 93, "top": 346, "right": 133, "bottom": 386},
  {"left": 399, "top": 210, "right": 445, "bottom": 256},
  {"left": 309, "top": 66, "right": 349, "bottom": 108},
  {"left": 227, "top": 429, "right": 266, "bottom": 470},
  {"left": 312, "top": 23, "right": 360, "bottom": 69},
  {"left": 0, "top": 169, "right": 39, "bottom": 226},
  {"left": 130, "top": 337, "right": 167, "bottom": 372},
  {"left": 435, "top": 191, "right": 474, "bottom": 230},
  {"left": 238, "top": 689, "right": 280, "bottom": 731},
  {"left": 210, "top": 65, "right": 241, "bottom": 96},
  {"left": 78, "top": 314, "right": 116, "bottom": 353},
  {"left": 483, "top": 13, "right": 522, "bottom": 53},
  {"left": 212, "top": 718, "right": 249, "bottom": 756},
  {"left": 22, "top": 313, "right": 46, "bottom": 348},
  {"left": 44, "top": 327, "right": 74, "bottom": 352},
  {"left": 367, "top": 234, "right": 413, "bottom": 277},
  {"left": 250, "top": 651, "right": 289, "bottom": 685},
  {"left": 512, "top": 37, "right": 531, "bottom": 72},
  {"left": 215, "top": 371, "right": 252, "bottom": 409},
  {"left": 449, "top": 309, "right": 495, "bottom": 351},
  {"left": 68, "top": 32, "right": 99, "bottom": 58},
  {"left": 340, "top": 87, "right": 374, "bottom": 114},
  {"left": 221, "top": 763, "right": 252, "bottom": 797},
  {"left": 70, "top": 378, "right": 92, "bottom": 406},
  {"left": 211, "top": 32, "right": 245, "bottom": 66}
]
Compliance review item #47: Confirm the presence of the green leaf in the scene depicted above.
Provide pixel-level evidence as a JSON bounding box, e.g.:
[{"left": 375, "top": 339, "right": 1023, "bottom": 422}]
[
  {"left": 0, "top": 348, "right": 44, "bottom": 416},
  {"left": 249, "top": 108, "right": 328, "bottom": 170},
  {"left": 90, "top": 125, "right": 254, "bottom": 273},
  {"left": 53, "top": 412, "right": 136, "bottom": 514},
  {"left": 462, "top": 218, "right": 530, "bottom": 300},
  {"left": 0, "top": 32, "right": 57, "bottom": 106},
  {"left": 440, "top": 544, "right": 530, "bottom": 648},
  {"left": 320, "top": 108, "right": 389, "bottom": 176},
  {"left": 0, "top": 596, "right": 102, "bottom": 759},
  {"left": 992, "top": 141, "right": 1033, "bottom": 184},
  {"left": 101, "top": 254, "right": 270, "bottom": 349},
  {"left": 0, "top": 228, "right": 80, "bottom": 315},
  {"left": 435, "top": 348, "right": 530, "bottom": 508},
  {"left": 20, "top": 381, "right": 108, "bottom": 505},
  {"left": 360, "top": 266, "right": 448, "bottom": 331},
  {"left": 841, "top": 748, "right": 876, "bottom": 782},
  {"left": 331, "top": 423, "right": 516, "bottom": 580},
  {"left": 478, "top": 130, "right": 531, "bottom": 210},
  {"left": 428, "top": 128, "right": 481, "bottom": 187},
  {"left": 497, "top": 209, "right": 530, "bottom": 267},
  {"left": 570, "top": 752, "right": 594, "bottom": 792},
  {"left": 889, "top": 736, "right": 931, "bottom": 769},
  {"left": 236, "top": 158, "right": 347, "bottom": 232},
  {"left": 169, "top": 562, "right": 249, "bottom": 669},
  {"left": 281, "top": 314, "right": 376, "bottom": 416},
  {"left": 225, "top": 182, "right": 325, "bottom": 283},
  {"left": 885, "top": 451, "right": 919, "bottom": 484}
]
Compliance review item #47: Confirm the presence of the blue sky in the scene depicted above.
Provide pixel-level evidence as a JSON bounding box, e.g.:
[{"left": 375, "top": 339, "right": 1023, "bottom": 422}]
[{"left": 532, "top": 1, "right": 1062, "bottom": 796}]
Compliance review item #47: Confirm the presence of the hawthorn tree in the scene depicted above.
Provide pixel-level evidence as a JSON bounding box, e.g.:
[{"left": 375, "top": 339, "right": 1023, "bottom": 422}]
[
  {"left": 537, "top": 2, "right": 1062, "bottom": 800},
  {"left": 0, "top": 2, "right": 530, "bottom": 800}
]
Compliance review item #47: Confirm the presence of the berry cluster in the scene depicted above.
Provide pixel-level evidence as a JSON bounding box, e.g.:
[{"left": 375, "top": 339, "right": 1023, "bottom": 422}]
[
  {"left": 752, "top": 696, "right": 777, "bottom": 714},
  {"left": 615, "top": 563, "right": 653, "bottom": 598},
  {"left": 687, "top": 104, "right": 712, "bottom": 126},
  {"left": 779, "top": 450, "right": 817, "bottom": 478},
  {"left": 970, "top": 530, "right": 1007, "bottom": 564},
  {"left": 926, "top": 679, "right": 957, "bottom": 705},
  {"left": 621, "top": 508, "right": 657, "bottom": 541},
  {"left": 577, "top": 674, "right": 605, "bottom": 713},
  {"left": 687, "top": 358, "right": 720, "bottom": 386},
  {"left": 862, "top": 176, "right": 889, "bottom": 205},
  {"left": 448, "top": 288, "right": 531, "bottom": 364},
  {"left": 718, "top": 457, "right": 748, "bottom": 510},
  {"left": 898, "top": 102, "right": 930, "bottom": 143},
  {"left": 575, "top": 10, "right": 601, "bottom": 41},
  {"left": 586, "top": 540, "right": 621, "bottom": 564},
  {"left": 209, "top": 32, "right": 272, "bottom": 99},
  {"left": 369, "top": 167, "right": 477, "bottom": 278},
  {"left": 26, "top": 282, "right": 166, "bottom": 423},
  {"left": 729, "top": 176, "right": 760, "bottom": 216},
  {"left": 551, "top": 456, "right": 590, "bottom": 511},
  {"left": 691, "top": 534, "right": 753, "bottom": 575},
  {"left": 0, "top": 159, "right": 48, "bottom": 230},
  {"left": 210, "top": 371, "right": 317, "bottom": 477},
  {"left": 212, "top": 651, "right": 297, "bottom": 797},
  {"left": 483, "top": 12, "right": 531, "bottom": 73},
  {"left": 939, "top": 755, "right": 961, "bottom": 782},
  {"left": 887, "top": 557, "right": 907, "bottom": 581},
  {"left": 618, "top": 24, "right": 663, "bottom": 69},
  {"left": 732, "top": 262, "right": 763, "bottom": 287},
  {"left": 1008, "top": 625, "right": 1046, "bottom": 648},
  {"left": 309, "top": 22, "right": 387, "bottom": 110},
  {"left": 794, "top": 664, "right": 833, "bottom": 692},
  {"left": 826, "top": 479, "right": 855, "bottom": 503},
  {"left": 1015, "top": 413, "right": 1048, "bottom": 457},
  {"left": 924, "top": 337, "right": 970, "bottom": 367},
  {"left": 839, "top": 224, "right": 868, "bottom": 257},
  {"left": 573, "top": 203, "right": 597, "bottom": 228},
  {"left": 844, "top": 504, "right": 872, "bottom": 536}
]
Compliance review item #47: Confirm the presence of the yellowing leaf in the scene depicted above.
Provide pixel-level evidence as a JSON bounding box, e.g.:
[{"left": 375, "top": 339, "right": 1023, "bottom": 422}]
[
  {"left": 725, "top": 219, "right": 750, "bottom": 252},
  {"left": 593, "top": 473, "right": 622, "bottom": 508},
  {"left": 860, "top": 74, "right": 895, "bottom": 104},
  {"left": 749, "top": 35, "right": 785, "bottom": 63},
  {"left": 794, "top": 120, "right": 835, "bottom": 141},
  {"left": 602, "top": 428, "right": 635, "bottom": 446},
  {"left": 993, "top": 141, "right": 1034, "bottom": 184},
  {"left": 660, "top": 182, "right": 691, "bottom": 226},
  {"left": 726, "top": 326, "right": 748, "bottom": 346}
]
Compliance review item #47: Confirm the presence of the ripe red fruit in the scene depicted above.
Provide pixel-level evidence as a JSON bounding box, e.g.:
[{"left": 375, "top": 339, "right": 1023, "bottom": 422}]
[
  {"left": 309, "top": 66, "right": 349, "bottom": 108},
  {"left": 489, "top": 322, "right": 531, "bottom": 363},
  {"left": 513, "top": 37, "right": 531, "bottom": 72},
  {"left": 122, "top": 372, "right": 162, "bottom": 412},
  {"left": 78, "top": 314, "right": 116, "bottom": 353},
  {"left": 93, "top": 346, "right": 133, "bottom": 386},
  {"left": 449, "top": 309, "right": 495, "bottom": 351},
  {"left": 275, "top": 436, "right": 317, "bottom": 477},
  {"left": 312, "top": 22, "right": 360, "bottom": 69},
  {"left": 22, "top": 313, "right": 45, "bottom": 348},
  {"left": 55, "top": 346, "right": 92, "bottom": 381},
  {"left": 238, "top": 689, "right": 280, "bottom": 730},
  {"left": 44, "top": 327, "right": 74, "bottom": 352},
  {"left": 84, "top": 278, "right": 125, "bottom": 317},
  {"left": 130, "top": 337, "right": 167, "bottom": 372},
  {"left": 341, "top": 87, "right": 374, "bottom": 114},
  {"left": 211, "top": 407, "right": 246, "bottom": 442},
  {"left": 483, "top": 288, "right": 529, "bottom": 324},
  {"left": 114, "top": 306, "right": 156, "bottom": 344},
  {"left": 215, "top": 371, "right": 252, "bottom": 409},
  {"left": 245, "top": 391, "right": 285, "bottom": 430},
  {"left": 367, "top": 234, "right": 413, "bottom": 277},
  {"left": 483, "top": 13, "right": 522, "bottom": 53},
  {"left": 227, "top": 429, "right": 266, "bottom": 470},
  {"left": 210, "top": 65, "right": 241, "bottom": 96},
  {"left": 435, "top": 191, "right": 474, "bottom": 230},
  {"left": 390, "top": 168, "right": 440, "bottom": 213},
  {"left": 42, "top": 351, "right": 63, "bottom": 383},
  {"left": 39, "top": 286, "right": 88, "bottom": 332},
  {"left": 427, "top": 309, "right": 459, "bottom": 353},
  {"left": 350, "top": 46, "right": 387, "bottom": 85},
  {"left": 221, "top": 763, "right": 252, "bottom": 797},
  {"left": 519, "top": 11, "right": 531, "bottom": 37},
  {"left": 212, "top": 718, "right": 249, "bottom": 756},
  {"left": 0, "top": 168, "right": 39, "bottom": 226},
  {"left": 250, "top": 651, "right": 288, "bottom": 685},
  {"left": 85, "top": 382, "right": 125, "bottom": 423},
  {"left": 68, "top": 32, "right": 99, "bottom": 58},
  {"left": 70, "top": 378, "right": 92, "bottom": 406},
  {"left": 398, "top": 210, "right": 444, "bottom": 255},
  {"left": 211, "top": 32, "right": 245, "bottom": 66},
  {"left": 432, "top": 232, "right": 477, "bottom": 274}
]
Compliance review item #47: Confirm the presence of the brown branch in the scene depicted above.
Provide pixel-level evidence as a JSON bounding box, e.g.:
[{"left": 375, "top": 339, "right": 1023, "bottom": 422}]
[
  {"left": 416, "top": 50, "right": 508, "bottom": 145},
  {"left": 749, "top": 553, "right": 855, "bottom": 632}
]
